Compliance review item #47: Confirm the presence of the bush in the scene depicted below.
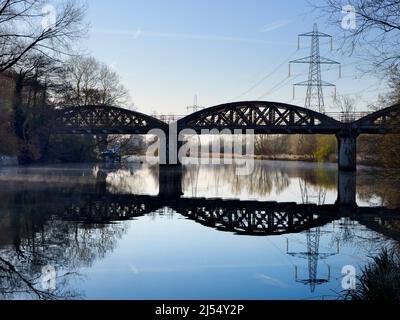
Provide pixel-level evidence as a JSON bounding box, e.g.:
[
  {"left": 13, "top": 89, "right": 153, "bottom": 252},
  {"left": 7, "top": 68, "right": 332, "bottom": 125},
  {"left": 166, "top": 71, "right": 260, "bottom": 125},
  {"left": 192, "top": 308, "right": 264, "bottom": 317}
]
[
  {"left": 314, "top": 135, "right": 337, "bottom": 162},
  {"left": 344, "top": 248, "right": 400, "bottom": 300}
]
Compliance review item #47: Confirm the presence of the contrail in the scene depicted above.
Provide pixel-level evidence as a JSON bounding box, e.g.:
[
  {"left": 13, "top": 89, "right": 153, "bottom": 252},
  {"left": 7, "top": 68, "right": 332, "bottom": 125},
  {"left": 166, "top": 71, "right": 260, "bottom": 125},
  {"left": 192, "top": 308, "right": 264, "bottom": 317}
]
[{"left": 92, "top": 28, "right": 292, "bottom": 45}]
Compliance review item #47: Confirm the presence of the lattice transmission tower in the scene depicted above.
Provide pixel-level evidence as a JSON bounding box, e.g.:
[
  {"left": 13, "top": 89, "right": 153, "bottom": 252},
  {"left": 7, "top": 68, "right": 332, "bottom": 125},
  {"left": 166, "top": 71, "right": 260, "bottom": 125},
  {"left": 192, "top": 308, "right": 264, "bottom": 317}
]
[
  {"left": 289, "top": 23, "right": 341, "bottom": 114},
  {"left": 187, "top": 94, "right": 204, "bottom": 114}
]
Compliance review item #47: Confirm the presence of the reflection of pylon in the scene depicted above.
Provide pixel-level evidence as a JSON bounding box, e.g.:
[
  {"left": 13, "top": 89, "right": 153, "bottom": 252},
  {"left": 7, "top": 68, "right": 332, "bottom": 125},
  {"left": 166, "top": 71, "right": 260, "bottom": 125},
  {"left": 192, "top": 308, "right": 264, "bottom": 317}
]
[
  {"left": 300, "top": 180, "right": 327, "bottom": 205},
  {"left": 287, "top": 232, "right": 338, "bottom": 293},
  {"left": 289, "top": 23, "right": 341, "bottom": 113},
  {"left": 286, "top": 179, "right": 338, "bottom": 293}
]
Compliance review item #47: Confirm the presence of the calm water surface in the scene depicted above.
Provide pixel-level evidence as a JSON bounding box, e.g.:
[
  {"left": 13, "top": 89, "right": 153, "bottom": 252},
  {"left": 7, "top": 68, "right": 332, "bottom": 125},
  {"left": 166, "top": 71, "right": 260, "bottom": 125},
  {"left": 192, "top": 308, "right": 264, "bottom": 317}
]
[{"left": 0, "top": 160, "right": 399, "bottom": 300}]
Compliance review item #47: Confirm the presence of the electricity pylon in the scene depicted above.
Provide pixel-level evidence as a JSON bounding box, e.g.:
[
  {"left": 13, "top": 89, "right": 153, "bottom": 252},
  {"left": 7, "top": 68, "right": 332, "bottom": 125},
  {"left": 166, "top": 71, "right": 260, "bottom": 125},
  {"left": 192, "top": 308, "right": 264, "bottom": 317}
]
[
  {"left": 187, "top": 94, "right": 204, "bottom": 114},
  {"left": 289, "top": 23, "right": 341, "bottom": 114}
]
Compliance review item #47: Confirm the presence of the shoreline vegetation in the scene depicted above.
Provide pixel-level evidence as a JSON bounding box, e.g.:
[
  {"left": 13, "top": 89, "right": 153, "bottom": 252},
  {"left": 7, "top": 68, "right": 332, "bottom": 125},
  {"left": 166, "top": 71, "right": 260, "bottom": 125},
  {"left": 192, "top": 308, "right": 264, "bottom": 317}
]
[
  {"left": 205, "top": 152, "right": 380, "bottom": 167},
  {"left": 342, "top": 248, "right": 400, "bottom": 301},
  {"left": 254, "top": 154, "right": 379, "bottom": 167},
  {"left": 0, "top": 152, "right": 384, "bottom": 168}
]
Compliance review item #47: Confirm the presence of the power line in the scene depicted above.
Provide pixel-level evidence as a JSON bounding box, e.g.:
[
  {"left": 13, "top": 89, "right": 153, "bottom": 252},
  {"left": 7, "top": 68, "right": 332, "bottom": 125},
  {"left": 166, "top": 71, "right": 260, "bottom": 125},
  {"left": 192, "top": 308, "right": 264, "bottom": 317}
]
[
  {"left": 257, "top": 66, "right": 309, "bottom": 100},
  {"left": 232, "top": 50, "right": 299, "bottom": 101},
  {"left": 257, "top": 61, "right": 343, "bottom": 102}
]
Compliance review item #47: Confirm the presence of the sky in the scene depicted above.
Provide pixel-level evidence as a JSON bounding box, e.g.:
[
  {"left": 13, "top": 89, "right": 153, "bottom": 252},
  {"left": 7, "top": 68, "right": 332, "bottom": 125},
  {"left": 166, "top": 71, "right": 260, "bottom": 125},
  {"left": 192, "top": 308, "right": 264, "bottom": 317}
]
[{"left": 83, "top": 0, "right": 385, "bottom": 115}]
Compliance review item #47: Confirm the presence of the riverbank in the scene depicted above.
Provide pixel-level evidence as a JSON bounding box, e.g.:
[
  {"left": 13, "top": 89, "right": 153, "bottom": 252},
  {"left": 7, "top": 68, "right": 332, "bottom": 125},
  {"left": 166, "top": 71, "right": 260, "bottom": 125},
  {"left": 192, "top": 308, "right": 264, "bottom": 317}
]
[
  {"left": 254, "top": 154, "right": 316, "bottom": 162},
  {"left": 208, "top": 152, "right": 380, "bottom": 167},
  {"left": 254, "top": 154, "right": 382, "bottom": 167}
]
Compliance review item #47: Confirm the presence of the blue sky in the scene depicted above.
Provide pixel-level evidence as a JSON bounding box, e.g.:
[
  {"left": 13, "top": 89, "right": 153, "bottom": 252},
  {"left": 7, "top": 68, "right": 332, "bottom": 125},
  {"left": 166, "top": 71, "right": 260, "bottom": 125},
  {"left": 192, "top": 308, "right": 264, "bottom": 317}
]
[{"left": 84, "top": 0, "right": 384, "bottom": 114}]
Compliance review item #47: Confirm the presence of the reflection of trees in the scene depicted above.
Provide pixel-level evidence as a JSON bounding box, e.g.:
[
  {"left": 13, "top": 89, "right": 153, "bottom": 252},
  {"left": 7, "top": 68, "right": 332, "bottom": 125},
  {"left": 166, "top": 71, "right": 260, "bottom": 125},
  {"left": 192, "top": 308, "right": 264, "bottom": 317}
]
[
  {"left": 0, "top": 163, "right": 160, "bottom": 300},
  {"left": 105, "top": 165, "right": 159, "bottom": 195},
  {"left": 182, "top": 161, "right": 400, "bottom": 209},
  {"left": 0, "top": 191, "right": 128, "bottom": 300},
  {"left": 358, "top": 170, "right": 400, "bottom": 209},
  {"left": 329, "top": 218, "right": 390, "bottom": 253},
  {"left": 182, "top": 163, "right": 287, "bottom": 197},
  {"left": 182, "top": 162, "right": 337, "bottom": 199},
  {"left": 296, "top": 167, "right": 337, "bottom": 191},
  {"left": 0, "top": 164, "right": 160, "bottom": 197}
]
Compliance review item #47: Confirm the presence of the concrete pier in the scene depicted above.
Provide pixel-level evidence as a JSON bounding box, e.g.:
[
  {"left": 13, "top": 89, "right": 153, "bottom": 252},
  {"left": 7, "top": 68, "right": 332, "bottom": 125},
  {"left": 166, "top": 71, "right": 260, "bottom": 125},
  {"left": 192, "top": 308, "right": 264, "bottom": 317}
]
[{"left": 336, "top": 133, "right": 358, "bottom": 172}]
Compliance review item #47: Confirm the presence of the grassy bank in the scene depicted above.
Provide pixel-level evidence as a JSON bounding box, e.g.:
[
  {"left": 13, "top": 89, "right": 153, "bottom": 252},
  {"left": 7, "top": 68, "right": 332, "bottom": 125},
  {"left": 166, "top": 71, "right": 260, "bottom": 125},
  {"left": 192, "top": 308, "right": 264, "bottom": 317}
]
[{"left": 343, "top": 248, "right": 400, "bottom": 301}]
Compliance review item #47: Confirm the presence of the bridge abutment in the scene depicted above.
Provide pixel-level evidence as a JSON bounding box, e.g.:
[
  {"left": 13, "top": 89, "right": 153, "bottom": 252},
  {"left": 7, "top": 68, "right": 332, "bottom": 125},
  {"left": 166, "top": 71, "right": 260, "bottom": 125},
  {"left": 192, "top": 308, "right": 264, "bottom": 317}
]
[{"left": 336, "top": 133, "right": 358, "bottom": 172}]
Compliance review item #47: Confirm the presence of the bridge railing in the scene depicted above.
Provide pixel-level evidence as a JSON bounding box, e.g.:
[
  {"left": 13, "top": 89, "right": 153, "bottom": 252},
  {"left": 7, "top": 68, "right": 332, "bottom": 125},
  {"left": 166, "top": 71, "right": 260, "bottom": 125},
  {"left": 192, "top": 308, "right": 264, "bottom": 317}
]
[
  {"left": 156, "top": 115, "right": 185, "bottom": 124},
  {"left": 156, "top": 112, "right": 371, "bottom": 124},
  {"left": 322, "top": 112, "right": 370, "bottom": 123}
]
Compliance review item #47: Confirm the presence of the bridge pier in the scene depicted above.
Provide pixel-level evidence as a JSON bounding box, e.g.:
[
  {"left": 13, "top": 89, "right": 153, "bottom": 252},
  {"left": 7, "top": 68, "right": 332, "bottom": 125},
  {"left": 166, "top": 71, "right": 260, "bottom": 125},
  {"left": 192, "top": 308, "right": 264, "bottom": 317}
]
[
  {"left": 336, "top": 133, "right": 358, "bottom": 172},
  {"left": 164, "top": 128, "right": 183, "bottom": 166},
  {"left": 158, "top": 164, "right": 183, "bottom": 198},
  {"left": 336, "top": 171, "right": 357, "bottom": 206}
]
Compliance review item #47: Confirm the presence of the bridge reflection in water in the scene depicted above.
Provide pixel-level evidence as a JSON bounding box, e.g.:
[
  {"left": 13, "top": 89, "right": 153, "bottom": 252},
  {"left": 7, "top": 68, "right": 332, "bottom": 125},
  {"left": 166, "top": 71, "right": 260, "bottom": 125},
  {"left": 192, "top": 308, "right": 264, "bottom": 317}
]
[
  {"left": 49, "top": 192, "right": 397, "bottom": 237},
  {"left": 92, "top": 164, "right": 399, "bottom": 294},
  {"left": 4, "top": 177, "right": 398, "bottom": 297},
  {"left": 1, "top": 162, "right": 400, "bottom": 299},
  {"left": 41, "top": 162, "right": 398, "bottom": 239}
]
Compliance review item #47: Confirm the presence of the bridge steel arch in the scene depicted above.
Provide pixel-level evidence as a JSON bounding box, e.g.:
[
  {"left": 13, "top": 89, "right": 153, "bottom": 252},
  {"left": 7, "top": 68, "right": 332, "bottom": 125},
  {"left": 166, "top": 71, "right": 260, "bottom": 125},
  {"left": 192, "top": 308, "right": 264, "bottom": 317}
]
[
  {"left": 175, "top": 101, "right": 400, "bottom": 171},
  {"left": 176, "top": 101, "right": 357, "bottom": 169},
  {"left": 353, "top": 102, "right": 400, "bottom": 134},
  {"left": 177, "top": 101, "right": 341, "bottom": 134},
  {"left": 47, "top": 102, "right": 400, "bottom": 172},
  {"left": 334, "top": 102, "right": 400, "bottom": 171},
  {"left": 52, "top": 105, "right": 168, "bottom": 134}
]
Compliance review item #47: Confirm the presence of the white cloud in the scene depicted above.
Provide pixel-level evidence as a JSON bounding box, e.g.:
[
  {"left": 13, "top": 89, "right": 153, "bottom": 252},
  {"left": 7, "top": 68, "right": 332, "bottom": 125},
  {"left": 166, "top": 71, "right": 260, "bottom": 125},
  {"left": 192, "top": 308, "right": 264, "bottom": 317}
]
[
  {"left": 132, "top": 27, "right": 142, "bottom": 39},
  {"left": 259, "top": 19, "right": 295, "bottom": 33}
]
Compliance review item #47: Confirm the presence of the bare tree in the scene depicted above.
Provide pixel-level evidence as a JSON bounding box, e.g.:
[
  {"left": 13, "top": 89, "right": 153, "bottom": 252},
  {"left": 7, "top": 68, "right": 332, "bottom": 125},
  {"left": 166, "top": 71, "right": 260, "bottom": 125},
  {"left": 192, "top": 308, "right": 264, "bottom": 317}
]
[
  {"left": 314, "top": 0, "right": 400, "bottom": 72},
  {"left": 334, "top": 94, "right": 357, "bottom": 121},
  {"left": 383, "top": 66, "right": 400, "bottom": 104},
  {"left": 51, "top": 56, "right": 132, "bottom": 159},
  {"left": 98, "top": 63, "right": 130, "bottom": 106},
  {"left": 0, "top": 0, "right": 87, "bottom": 73},
  {"left": 54, "top": 56, "right": 130, "bottom": 107}
]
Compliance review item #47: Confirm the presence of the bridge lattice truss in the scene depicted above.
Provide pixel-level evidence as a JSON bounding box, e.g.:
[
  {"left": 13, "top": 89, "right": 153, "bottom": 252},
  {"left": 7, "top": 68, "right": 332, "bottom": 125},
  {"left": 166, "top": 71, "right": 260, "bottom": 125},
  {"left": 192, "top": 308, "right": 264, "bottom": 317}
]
[
  {"left": 51, "top": 102, "right": 400, "bottom": 135},
  {"left": 177, "top": 102, "right": 340, "bottom": 134},
  {"left": 53, "top": 105, "right": 168, "bottom": 134},
  {"left": 38, "top": 193, "right": 399, "bottom": 236},
  {"left": 177, "top": 205, "right": 328, "bottom": 236},
  {"left": 50, "top": 195, "right": 334, "bottom": 236},
  {"left": 354, "top": 104, "right": 400, "bottom": 134}
]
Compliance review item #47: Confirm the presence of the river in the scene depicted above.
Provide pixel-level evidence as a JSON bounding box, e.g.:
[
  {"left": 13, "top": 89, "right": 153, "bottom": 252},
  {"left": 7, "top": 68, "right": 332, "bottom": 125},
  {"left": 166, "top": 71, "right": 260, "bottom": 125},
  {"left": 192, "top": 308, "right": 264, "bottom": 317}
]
[{"left": 0, "top": 160, "right": 399, "bottom": 300}]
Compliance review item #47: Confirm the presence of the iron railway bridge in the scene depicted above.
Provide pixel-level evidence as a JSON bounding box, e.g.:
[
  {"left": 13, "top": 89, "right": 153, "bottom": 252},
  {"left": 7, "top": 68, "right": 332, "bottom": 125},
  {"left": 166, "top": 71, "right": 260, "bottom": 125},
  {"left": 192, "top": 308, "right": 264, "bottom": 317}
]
[{"left": 51, "top": 101, "right": 400, "bottom": 171}]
